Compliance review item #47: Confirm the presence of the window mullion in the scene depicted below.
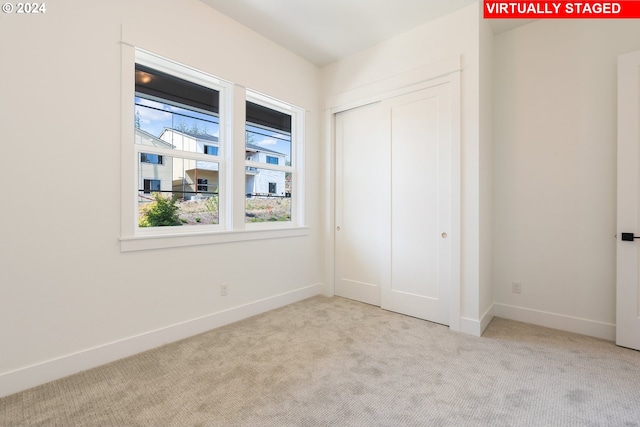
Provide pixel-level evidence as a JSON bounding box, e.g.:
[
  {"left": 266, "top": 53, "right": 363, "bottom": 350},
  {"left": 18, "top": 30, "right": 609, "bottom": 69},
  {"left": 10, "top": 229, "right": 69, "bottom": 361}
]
[
  {"left": 293, "top": 110, "right": 305, "bottom": 226},
  {"left": 231, "top": 85, "right": 247, "bottom": 230}
]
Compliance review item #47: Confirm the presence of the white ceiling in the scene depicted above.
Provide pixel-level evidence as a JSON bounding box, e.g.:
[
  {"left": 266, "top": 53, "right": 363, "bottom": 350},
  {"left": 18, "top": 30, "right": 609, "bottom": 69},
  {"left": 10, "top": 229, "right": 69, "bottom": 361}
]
[{"left": 200, "top": 0, "right": 529, "bottom": 67}]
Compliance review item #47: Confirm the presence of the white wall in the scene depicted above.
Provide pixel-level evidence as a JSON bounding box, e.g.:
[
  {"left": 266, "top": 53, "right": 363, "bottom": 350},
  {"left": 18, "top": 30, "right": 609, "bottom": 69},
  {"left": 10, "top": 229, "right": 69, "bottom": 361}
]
[
  {"left": 0, "top": 0, "right": 322, "bottom": 397},
  {"left": 493, "top": 20, "right": 640, "bottom": 339},
  {"left": 322, "top": 3, "right": 490, "bottom": 334}
]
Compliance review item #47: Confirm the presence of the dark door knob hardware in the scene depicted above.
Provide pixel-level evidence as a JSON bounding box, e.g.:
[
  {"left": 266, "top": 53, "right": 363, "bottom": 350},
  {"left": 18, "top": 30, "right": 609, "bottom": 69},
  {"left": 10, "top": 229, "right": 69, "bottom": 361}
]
[{"left": 621, "top": 232, "right": 640, "bottom": 241}]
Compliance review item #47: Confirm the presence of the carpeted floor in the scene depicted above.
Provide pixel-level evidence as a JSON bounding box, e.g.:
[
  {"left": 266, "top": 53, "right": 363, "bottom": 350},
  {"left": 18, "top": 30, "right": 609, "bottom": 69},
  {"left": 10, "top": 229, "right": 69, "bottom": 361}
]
[{"left": 1, "top": 295, "right": 639, "bottom": 426}]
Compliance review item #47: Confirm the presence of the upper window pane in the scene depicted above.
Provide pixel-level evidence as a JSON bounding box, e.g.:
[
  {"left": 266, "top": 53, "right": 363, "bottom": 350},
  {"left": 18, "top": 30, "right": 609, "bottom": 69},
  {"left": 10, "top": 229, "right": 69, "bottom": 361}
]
[
  {"left": 135, "top": 64, "right": 220, "bottom": 156},
  {"left": 245, "top": 101, "right": 291, "bottom": 167}
]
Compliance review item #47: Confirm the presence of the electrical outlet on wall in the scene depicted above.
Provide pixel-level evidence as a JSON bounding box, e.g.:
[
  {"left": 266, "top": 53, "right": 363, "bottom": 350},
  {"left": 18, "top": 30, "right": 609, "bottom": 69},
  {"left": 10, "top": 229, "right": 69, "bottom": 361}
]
[
  {"left": 221, "top": 283, "right": 228, "bottom": 296},
  {"left": 512, "top": 281, "right": 522, "bottom": 294}
]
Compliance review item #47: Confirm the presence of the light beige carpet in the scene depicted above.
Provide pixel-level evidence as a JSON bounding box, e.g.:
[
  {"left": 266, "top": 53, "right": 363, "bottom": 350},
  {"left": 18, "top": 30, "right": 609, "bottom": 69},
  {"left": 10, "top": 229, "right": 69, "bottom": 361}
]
[{"left": 1, "top": 296, "right": 639, "bottom": 426}]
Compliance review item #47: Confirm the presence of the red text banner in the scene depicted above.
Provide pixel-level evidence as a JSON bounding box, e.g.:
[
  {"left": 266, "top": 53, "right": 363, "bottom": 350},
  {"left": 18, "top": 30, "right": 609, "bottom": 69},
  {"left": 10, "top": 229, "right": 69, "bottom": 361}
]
[{"left": 484, "top": 1, "right": 640, "bottom": 18}]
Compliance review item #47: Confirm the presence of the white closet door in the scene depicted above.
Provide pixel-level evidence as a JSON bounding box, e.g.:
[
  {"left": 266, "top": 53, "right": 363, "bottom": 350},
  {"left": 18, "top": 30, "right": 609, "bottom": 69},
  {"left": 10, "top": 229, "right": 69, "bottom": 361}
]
[
  {"left": 381, "top": 83, "right": 452, "bottom": 325},
  {"left": 334, "top": 102, "right": 384, "bottom": 306}
]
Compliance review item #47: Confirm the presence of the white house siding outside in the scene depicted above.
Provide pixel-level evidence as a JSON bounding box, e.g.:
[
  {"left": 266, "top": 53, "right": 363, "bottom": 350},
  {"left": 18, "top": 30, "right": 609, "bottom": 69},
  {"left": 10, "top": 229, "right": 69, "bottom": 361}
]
[
  {"left": 246, "top": 169, "right": 286, "bottom": 196},
  {"left": 135, "top": 129, "right": 174, "bottom": 202},
  {"left": 245, "top": 147, "right": 287, "bottom": 197}
]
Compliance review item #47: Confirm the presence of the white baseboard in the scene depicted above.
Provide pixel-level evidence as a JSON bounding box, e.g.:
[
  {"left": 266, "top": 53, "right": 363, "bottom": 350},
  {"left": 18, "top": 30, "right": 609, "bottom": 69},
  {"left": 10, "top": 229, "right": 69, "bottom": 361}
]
[
  {"left": 480, "top": 304, "right": 495, "bottom": 335},
  {"left": 493, "top": 303, "right": 616, "bottom": 341},
  {"left": 0, "top": 283, "right": 324, "bottom": 398},
  {"left": 460, "top": 305, "right": 495, "bottom": 337}
]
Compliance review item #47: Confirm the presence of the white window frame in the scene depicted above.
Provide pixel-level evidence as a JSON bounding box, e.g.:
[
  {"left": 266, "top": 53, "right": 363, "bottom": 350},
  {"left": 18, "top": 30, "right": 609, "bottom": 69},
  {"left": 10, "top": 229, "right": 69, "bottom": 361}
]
[{"left": 119, "top": 47, "right": 307, "bottom": 252}]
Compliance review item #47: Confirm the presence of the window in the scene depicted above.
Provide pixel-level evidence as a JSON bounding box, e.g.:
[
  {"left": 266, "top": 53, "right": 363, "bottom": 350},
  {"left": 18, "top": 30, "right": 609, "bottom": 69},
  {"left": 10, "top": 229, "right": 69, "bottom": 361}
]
[
  {"left": 134, "top": 60, "right": 222, "bottom": 228},
  {"left": 122, "top": 48, "right": 306, "bottom": 250},
  {"left": 141, "top": 153, "right": 163, "bottom": 164},
  {"left": 204, "top": 145, "right": 218, "bottom": 156},
  {"left": 143, "top": 179, "right": 161, "bottom": 194}
]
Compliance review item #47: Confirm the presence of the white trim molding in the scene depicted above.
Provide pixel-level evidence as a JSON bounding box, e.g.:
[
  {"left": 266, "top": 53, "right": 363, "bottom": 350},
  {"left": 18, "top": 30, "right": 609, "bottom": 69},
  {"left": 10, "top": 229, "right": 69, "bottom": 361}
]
[
  {"left": 0, "top": 284, "right": 324, "bottom": 398},
  {"left": 494, "top": 303, "right": 616, "bottom": 341},
  {"left": 325, "top": 55, "right": 462, "bottom": 113}
]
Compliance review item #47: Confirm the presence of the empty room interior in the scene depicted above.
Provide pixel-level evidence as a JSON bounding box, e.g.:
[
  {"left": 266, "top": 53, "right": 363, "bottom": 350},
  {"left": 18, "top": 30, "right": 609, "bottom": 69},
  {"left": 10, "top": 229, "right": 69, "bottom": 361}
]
[{"left": 1, "top": 0, "right": 640, "bottom": 424}]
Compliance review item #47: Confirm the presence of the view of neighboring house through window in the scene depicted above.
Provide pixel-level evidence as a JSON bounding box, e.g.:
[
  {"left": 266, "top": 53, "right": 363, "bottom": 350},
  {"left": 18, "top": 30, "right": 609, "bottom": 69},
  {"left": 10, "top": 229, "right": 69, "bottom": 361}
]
[
  {"left": 245, "top": 99, "right": 294, "bottom": 223},
  {"left": 134, "top": 63, "right": 221, "bottom": 227}
]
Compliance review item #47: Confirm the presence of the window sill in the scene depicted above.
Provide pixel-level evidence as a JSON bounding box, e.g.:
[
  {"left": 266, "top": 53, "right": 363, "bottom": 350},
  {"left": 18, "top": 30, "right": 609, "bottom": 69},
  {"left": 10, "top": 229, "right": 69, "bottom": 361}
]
[{"left": 120, "top": 226, "right": 310, "bottom": 252}]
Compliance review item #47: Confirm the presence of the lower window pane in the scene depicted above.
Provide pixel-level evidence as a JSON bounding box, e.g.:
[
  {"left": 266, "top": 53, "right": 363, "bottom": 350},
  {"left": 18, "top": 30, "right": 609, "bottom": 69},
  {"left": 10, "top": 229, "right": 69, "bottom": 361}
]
[
  {"left": 245, "top": 167, "right": 291, "bottom": 223},
  {"left": 138, "top": 155, "right": 219, "bottom": 227}
]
